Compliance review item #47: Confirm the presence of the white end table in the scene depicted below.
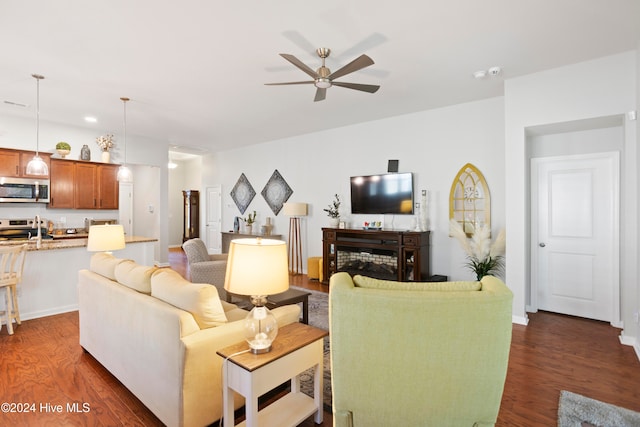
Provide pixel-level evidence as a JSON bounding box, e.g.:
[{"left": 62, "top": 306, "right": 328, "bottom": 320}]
[{"left": 217, "top": 322, "right": 328, "bottom": 427}]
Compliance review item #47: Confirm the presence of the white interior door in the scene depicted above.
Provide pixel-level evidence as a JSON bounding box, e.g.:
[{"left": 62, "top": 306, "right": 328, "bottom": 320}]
[
  {"left": 531, "top": 152, "right": 619, "bottom": 322},
  {"left": 205, "top": 185, "right": 222, "bottom": 254},
  {"left": 119, "top": 182, "right": 133, "bottom": 236}
]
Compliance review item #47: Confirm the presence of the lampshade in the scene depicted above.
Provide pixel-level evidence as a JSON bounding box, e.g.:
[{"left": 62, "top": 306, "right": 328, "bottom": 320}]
[
  {"left": 224, "top": 238, "right": 289, "bottom": 296},
  {"left": 282, "top": 202, "right": 308, "bottom": 217},
  {"left": 26, "top": 74, "right": 48, "bottom": 176},
  {"left": 224, "top": 238, "right": 289, "bottom": 353},
  {"left": 87, "top": 224, "right": 126, "bottom": 253}
]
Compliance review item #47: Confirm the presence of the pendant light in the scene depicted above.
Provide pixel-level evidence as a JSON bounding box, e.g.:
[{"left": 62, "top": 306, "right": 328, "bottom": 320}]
[
  {"left": 26, "top": 74, "right": 49, "bottom": 176},
  {"left": 117, "top": 97, "right": 133, "bottom": 182}
]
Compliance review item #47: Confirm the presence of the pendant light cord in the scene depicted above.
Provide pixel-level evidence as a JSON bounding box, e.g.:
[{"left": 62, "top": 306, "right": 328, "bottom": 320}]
[
  {"left": 32, "top": 74, "right": 45, "bottom": 157},
  {"left": 121, "top": 97, "right": 129, "bottom": 165}
]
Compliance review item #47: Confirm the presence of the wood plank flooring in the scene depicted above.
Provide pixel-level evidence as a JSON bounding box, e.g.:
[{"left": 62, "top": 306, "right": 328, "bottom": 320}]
[{"left": 0, "top": 247, "right": 638, "bottom": 426}]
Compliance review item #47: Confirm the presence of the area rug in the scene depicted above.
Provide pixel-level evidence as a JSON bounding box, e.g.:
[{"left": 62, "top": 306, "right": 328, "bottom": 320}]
[
  {"left": 291, "top": 286, "right": 332, "bottom": 412},
  {"left": 558, "top": 390, "right": 640, "bottom": 427}
]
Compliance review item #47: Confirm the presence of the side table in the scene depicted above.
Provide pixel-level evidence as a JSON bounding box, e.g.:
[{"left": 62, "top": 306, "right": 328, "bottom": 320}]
[
  {"left": 265, "top": 288, "right": 312, "bottom": 324},
  {"left": 217, "top": 323, "right": 328, "bottom": 427}
]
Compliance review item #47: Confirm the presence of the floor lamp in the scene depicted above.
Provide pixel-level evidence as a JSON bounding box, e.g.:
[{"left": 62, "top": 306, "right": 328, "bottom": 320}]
[{"left": 282, "top": 202, "right": 308, "bottom": 275}]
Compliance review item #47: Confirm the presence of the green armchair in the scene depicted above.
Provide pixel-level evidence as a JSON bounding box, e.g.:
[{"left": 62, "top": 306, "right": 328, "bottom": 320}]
[{"left": 329, "top": 272, "right": 513, "bottom": 427}]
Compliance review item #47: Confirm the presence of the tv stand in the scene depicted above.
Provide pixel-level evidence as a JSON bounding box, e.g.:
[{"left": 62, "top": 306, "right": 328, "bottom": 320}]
[{"left": 321, "top": 228, "right": 430, "bottom": 284}]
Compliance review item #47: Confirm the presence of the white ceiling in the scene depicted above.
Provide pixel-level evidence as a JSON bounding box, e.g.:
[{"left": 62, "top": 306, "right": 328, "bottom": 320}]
[{"left": 1, "top": 1, "right": 639, "bottom": 155}]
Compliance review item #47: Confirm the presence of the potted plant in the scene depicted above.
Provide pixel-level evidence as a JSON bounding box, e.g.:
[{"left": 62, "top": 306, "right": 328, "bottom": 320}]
[
  {"left": 55, "top": 142, "right": 71, "bottom": 158},
  {"left": 449, "top": 219, "right": 505, "bottom": 280},
  {"left": 324, "top": 194, "right": 341, "bottom": 227},
  {"left": 243, "top": 211, "right": 257, "bottom": 234}
]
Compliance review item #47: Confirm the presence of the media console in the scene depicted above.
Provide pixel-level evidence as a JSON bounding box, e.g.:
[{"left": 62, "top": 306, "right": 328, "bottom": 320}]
[{"left": 321, "top": 228, "right": 431, "bottom": 284}]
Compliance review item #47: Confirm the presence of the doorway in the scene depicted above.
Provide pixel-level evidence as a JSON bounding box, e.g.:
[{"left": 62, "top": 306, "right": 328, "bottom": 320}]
[
  {"left": 119, "top": 182, "right": 133, "bottom": 236},
  {"left": 531, "top": 152, "right": 619, "bottom": 323},
  {"left": 205, "top": 185, "right": 222, "bottom": 254}
]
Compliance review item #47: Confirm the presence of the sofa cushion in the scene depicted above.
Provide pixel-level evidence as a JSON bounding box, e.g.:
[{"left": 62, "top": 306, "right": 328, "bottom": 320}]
[
  {"left": 353, "top": 275, "right": 481, "bottom": 291},
  {"left": 89, "top": 252, "right": 128, "bottom": 281},
  {"left": 114, "top": 260, "right": 158, "bottom": 294},
  {"left": 151, "top": 268, "right": 228, "bottom": 329}
]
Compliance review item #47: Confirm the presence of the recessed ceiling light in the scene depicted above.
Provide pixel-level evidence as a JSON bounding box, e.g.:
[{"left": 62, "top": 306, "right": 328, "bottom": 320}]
[
  {"left": 473, "top": 70, "right": 487, "bottom": 79},
  {"left": 84, "top": 116, "right": 97, "bottom": 123}
]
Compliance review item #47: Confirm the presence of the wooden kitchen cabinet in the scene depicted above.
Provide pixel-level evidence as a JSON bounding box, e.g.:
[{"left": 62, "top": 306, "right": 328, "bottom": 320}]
[
  {"left": 74, "top": 162, "right": 98, "bottom": 209},
  {"left": 49, "top": 159, "right": 119, "bottom": 210},
  {"left": 97, "top": 164, "right": 119, "bottom": 209},
  {"left": 0, "top": 148, "right": 51, "bottom": 178},
  {"left": 49, "top": 159, "right": 75, "bottom": 208}
]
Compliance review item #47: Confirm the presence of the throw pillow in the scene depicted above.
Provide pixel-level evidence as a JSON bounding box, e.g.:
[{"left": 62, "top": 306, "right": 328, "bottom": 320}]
[
  {"left": 114, "top": 260, "right": 158, "bottom": 294},
  {"left": 151, "top": 268, "right": 228, "bottom": 329},
  {"left": 353, "top": 275, "right": 481, "bottom": 291},
  {"left": 89, "top": 252, "right": 128, "bottom": 281}
]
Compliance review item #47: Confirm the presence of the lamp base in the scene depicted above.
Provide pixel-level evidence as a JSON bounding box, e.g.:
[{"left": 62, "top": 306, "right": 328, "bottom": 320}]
[
  {"left": 244, "top": 300, "right": 278, "bottom": 354},
  {"left": 249, "top": 343, "right": 272, "bottom": 354}
]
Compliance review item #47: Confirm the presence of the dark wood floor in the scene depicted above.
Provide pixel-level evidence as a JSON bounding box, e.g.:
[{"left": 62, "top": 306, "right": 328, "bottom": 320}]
[{"left": 1, "top": 248, "right": 638, "bottom": 426}]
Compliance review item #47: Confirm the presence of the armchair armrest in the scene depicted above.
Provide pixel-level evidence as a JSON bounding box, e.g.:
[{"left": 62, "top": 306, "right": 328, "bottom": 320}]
[{"left": 209, "top": 253, "right": 228, "bottom": 262}]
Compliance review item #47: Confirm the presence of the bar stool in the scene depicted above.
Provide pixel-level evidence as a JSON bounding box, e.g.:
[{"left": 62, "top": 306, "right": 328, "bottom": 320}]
[{"left": 0, "top": 244, "right": 27, "bottom": 335}]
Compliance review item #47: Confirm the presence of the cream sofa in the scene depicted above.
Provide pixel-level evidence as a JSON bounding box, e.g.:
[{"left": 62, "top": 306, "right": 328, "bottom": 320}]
[{"left": 78, "top": 253, "right": 301, "bottom": 427}]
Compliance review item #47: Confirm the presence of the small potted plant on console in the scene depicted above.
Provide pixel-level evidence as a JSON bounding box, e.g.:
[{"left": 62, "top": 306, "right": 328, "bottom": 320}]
[
  {"left": 243, "top": 211, "right": 257, "bottom": 234},
  {"left": 324, "top": 194, "right": 341, "bottom": 227}
]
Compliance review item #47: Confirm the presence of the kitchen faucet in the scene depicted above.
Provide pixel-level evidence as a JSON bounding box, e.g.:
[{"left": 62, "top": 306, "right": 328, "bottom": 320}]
[{"left": 30, "top": 214, "right": 42, "bottom": 249}]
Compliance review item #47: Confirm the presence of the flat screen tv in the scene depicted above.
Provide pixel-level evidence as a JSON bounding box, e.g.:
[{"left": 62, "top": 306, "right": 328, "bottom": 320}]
[{"left": 350, "top": 172, "right": 414, "bottom": 215}]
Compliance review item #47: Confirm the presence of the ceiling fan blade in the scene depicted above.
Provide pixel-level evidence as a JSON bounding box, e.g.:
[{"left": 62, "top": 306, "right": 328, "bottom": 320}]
[
  {"left": 265, "top": 81, "right": 315, "bottom": 86},
  {"left": 332, "top": 81, "right": 380, "bottom": 93},
  {"left": 327, "top": 54, "right": 375, "bottom": 80},
  {"left": 280, "top": 54, "right": 318, "bottom": 79},
  {"left": 314, "top": 88, "right": 326, "bottom": 102}
]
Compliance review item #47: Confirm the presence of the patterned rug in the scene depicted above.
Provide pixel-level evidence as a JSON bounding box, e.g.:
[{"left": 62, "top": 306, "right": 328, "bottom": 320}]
[
  {"left": 292, "top": 286, "right": 332, "bottom": 412},
  {"left": 558, "top": 390, "right": 640, "bottom": 427}
]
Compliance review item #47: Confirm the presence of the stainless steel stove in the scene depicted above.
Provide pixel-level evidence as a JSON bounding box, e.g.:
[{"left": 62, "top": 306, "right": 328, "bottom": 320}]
[{"left": 0, "top": 218, "right": 51, "bottom": 241}]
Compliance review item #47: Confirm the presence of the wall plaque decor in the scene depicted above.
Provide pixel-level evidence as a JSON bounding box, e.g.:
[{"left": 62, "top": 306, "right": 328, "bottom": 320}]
[
  {"left": 261, "top": 169, "right": 293, "bottom": 215},
  {"left": 230, "top": 173, "right": 256, "bottom": 214},
  {"left": 449, "top": 163, "right": 490, "bottom": 236}
]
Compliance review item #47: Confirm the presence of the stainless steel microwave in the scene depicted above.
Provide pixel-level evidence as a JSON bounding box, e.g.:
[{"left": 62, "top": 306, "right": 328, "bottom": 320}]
[{"left": 0, "top": 177, "right": 50, "bottom": 203}]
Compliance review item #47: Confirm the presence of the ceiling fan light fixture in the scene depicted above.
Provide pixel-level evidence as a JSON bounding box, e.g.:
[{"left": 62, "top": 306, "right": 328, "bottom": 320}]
[{"left": 315, "top": 78, "right": 332, "bottom": 89}]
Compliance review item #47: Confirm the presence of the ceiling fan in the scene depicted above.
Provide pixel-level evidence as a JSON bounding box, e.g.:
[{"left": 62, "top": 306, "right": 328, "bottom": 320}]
[{"left": 265, "top": 47, "right": 380, "bottom": 102}]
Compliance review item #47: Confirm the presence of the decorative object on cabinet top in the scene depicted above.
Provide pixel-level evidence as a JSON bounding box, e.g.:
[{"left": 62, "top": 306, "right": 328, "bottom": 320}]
[
  {"left": 95, "top": 134, "right": 114, "bottom": 152},
  {"left": 261, "top": 169, "right": 293, "bottom": 215},
  {"left": 55, "top": 142, "right": 71, "bottom": 158}
]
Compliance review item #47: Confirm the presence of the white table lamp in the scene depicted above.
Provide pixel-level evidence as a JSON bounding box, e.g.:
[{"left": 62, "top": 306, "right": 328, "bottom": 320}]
[
  {"left": 87, "top": 224, "right": 126, "bottom": 254},
  {"left": 224, "top": 238, "right": 289, "bottom": 353}
]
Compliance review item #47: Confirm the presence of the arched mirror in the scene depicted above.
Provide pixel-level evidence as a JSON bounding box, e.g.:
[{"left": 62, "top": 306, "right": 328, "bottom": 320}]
[{"left": 449, "top": 163, "right": 490, "bottom": 236}]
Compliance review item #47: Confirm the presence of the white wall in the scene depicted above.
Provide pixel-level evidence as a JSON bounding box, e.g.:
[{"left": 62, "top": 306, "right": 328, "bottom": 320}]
[
  {"left": 505, "top": 51, "right": 638, "bottom": 333},
  {"left": 206, "top": 97, "right": 506, "bottom": 282}
]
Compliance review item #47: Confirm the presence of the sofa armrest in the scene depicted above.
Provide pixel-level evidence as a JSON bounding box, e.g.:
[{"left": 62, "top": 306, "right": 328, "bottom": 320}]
[{"left": 180, "top": 304, "right": 301, "bottom": 427}]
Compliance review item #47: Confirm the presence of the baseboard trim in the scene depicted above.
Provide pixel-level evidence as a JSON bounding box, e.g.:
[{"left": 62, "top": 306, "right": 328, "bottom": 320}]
[
  {"left": 619, "top": 334, "right": 640, "bottom": 363},
  {"left": 512, "top": 314, "right": 529, "bottom": 326},
  {"left": 20, "top": 305, "right": 78, "bottom": 322},
  {"left": 154, "top": 261, "right": 170, "bottom": 267}
]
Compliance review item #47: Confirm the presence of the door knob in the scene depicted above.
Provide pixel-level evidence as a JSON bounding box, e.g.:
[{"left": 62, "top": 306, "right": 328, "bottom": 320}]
[{"left": 539, "top": 243, "right": 546, "bottom": 247}]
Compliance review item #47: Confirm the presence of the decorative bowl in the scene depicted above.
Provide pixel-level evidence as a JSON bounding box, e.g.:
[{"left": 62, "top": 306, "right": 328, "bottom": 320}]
[{"left": 56, "top": 149, "right": 71, "bottom": 158}]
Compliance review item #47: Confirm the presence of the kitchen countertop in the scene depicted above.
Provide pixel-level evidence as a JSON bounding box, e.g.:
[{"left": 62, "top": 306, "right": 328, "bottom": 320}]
[{"left": 0, "top": 236, "right": 156, "bottom": 251}]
